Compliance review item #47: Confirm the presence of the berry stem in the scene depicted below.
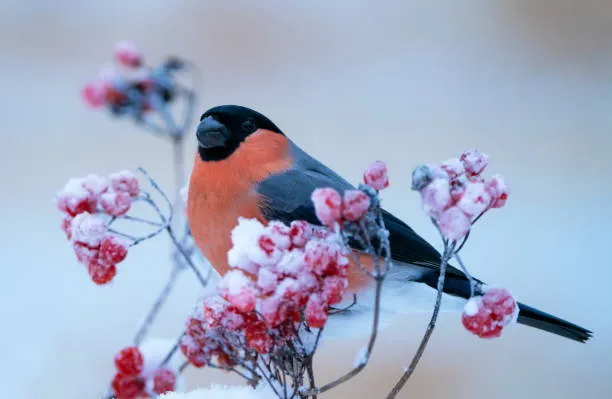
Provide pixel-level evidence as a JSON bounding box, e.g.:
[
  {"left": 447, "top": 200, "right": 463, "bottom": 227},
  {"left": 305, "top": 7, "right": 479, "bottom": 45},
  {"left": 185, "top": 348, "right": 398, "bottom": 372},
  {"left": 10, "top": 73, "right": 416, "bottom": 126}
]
[
  {"left": 133, "top": 264, "right": 182, "bottom": 346},
  {"left": 385, "top": 241, "right": 456, "bottom": 398}
]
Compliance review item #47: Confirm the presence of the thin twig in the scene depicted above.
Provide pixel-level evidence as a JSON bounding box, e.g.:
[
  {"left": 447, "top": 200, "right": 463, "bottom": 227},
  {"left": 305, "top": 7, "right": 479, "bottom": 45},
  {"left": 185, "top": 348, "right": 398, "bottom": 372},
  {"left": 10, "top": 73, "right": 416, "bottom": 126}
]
[
  {"left": 166, "top": 226, "right": 207, "bottom": 286},
  {"left": 120, "top": 215, "right": 163, "bottom": 227},
  {"left": 133, "top": 264, "right": 182, "bottom": 346},
  {"left": 385, "top": 242, "right": 456, "bottom": 398},
  {"left": 301, "top": 275, "right": 384, "bottom": 396},
  {"left": 159, "top": 331, "right": 186, "bottom": 368},
  {"left": 453, "top": 252, "right": 478, "bottom": 297}
]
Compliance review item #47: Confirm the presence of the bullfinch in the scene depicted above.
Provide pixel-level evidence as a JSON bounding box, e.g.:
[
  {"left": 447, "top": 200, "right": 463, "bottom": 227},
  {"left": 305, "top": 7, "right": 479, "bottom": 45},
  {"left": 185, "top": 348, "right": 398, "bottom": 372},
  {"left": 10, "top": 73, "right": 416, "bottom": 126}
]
[{"left": 187, "top": 104, "right": 591, "bottom": 343}]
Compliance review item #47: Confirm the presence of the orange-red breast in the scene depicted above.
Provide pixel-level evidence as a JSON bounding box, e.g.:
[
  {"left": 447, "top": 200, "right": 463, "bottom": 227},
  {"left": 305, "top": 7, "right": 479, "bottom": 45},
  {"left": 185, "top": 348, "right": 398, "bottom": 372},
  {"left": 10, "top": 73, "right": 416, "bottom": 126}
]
[{"left": 187, "top": 105, "right": 591, "bottom": 343}]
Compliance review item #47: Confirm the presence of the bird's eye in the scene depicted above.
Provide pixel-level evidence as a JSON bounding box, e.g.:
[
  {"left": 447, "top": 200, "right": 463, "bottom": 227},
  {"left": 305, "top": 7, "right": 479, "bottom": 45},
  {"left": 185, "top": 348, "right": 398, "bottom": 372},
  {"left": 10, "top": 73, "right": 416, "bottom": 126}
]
[{"left": 242, "top": 120, "right": 256, "bottom": 133}]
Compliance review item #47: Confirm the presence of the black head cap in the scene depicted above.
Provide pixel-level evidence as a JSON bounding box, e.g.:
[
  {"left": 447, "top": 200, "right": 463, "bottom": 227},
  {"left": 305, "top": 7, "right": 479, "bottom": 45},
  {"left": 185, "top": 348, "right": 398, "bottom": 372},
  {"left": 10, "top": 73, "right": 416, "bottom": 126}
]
[{"left": 196, "top": 105, "right": 284, "bottom": 162}]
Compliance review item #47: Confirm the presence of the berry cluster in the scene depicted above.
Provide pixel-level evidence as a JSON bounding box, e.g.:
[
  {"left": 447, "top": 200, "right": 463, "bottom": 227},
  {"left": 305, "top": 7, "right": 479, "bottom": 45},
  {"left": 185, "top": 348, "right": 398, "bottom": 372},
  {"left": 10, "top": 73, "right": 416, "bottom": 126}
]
[
  {"left": 81, "top": 41, "right": 183, "bottom": 119},
  {"left": 412, "top": 149, "right": 509, "bottom": 241},
  {"left": 181, "top": 218, "right": 351, "bottom": 368},
  {"left": 56, "top": 171, "right": 139, "bottom": 284},
  {"left": 309, "top": 160, "right": 389, "bottom": 227},
  {"left": 112, "top": 346, "right": 177, "bottom": 399},
  {"left": 461, "top": 287, "right": 518, "bottom": 339}
]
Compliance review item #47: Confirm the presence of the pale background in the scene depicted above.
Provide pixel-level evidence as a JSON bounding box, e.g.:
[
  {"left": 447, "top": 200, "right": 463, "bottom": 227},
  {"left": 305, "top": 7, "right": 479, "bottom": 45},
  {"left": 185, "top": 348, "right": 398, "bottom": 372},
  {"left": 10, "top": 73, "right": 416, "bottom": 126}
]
[{"left": 1, "top": 0, "right": 611, "bottom": 398}]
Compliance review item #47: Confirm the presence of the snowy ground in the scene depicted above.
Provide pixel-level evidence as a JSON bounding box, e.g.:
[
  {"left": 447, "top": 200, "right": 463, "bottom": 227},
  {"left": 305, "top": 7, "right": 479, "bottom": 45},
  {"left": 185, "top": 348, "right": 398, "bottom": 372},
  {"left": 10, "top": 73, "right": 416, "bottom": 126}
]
[{"left": 1, "top": 1, "right": 611, "bottom": 398}]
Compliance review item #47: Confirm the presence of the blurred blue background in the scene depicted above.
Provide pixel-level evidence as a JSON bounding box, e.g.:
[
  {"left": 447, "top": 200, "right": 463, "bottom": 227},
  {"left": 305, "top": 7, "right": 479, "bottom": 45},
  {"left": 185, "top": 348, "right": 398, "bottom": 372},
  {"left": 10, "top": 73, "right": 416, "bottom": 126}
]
[{"left": 1, "top": 0, "right": 611, "bottom": 397}]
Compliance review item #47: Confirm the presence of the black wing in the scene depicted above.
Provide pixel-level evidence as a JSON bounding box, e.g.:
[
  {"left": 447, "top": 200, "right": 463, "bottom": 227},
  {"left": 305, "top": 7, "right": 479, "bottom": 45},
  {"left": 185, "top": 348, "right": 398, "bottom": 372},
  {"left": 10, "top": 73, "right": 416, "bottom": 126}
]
[{"left": 255, "top": 168, "right": 467, "bottom": 280}]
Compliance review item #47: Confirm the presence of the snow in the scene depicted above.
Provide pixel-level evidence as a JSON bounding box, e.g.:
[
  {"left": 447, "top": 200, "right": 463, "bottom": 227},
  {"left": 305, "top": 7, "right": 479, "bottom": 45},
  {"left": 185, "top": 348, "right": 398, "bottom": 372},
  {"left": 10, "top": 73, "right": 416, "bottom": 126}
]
[
  {"left": 420, "top": 178, "right": 451, "bottom": 217},
  {"left": 353, "top": 346, "right": 369, "bottom": 368},
  {"left": 70, "top": 212, "right": 108, "bottom": 247},
  {"left": 463, "top": 297, "right": 481, "bottom": 316},
  {"left": 160, "top": 384, "right": 275, "bottom": 399},
  {"left": 138, "top": 337, "right": 187, "bottom": 394},
  {"left": 456, "top": 182, "right": 490, "bottom": 217},
  {"left": 218, "top": 270, "right": 251, "bottom": 296},
  {"left": 227, "top": 217, "right": 277, "bottom": 273},
  {"left": 460, "top": 149, "right": 489, "bottom": 176}
]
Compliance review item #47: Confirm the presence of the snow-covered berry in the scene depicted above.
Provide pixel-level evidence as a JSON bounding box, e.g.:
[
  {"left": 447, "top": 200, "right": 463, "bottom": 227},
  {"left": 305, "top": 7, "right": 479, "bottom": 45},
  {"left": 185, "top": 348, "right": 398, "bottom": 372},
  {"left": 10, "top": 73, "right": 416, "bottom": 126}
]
[
  {"left": 73, "top": 241, "right": 100, "bottom": 264},
  {"left": 87, "top": 259, "right": 117, "bottom": 285},
  {"left": 99, "top": 235, "right": 129, "bottom": 264},
  {"left": 437, "top": 206, "right": 471, "bottom": 241},
  {"left": 81, "top": 81, "right": 109, "bottom": 108},
  {"left": 151, "top": 368, "right": 176, "bottom": 395},
  {"left": 305, "top": 293, "right": 328, "bottom": 328},
  {"left": 100, "top": 191, "right": 132, "bottom": 217},
  {"left": 109, "top": 170, "right": 140, "bottom": 197},
  {"left": 462, "top": 287, "right": 518, "bottom": 339},
  {"left": 486, "top": 174, "right": 509, "bottom": 209},
  {"left": 363, "top": 160, "right": 389, "bottom": 190},
  {"left": 114, "top": 346, "right": 144, "bottom": 376},
  {"left": 460, "top": 149, "right": 489, "bottom": 176},
  {"left": 456, "top": 182, "right": 491, "bottom": 217},
  {"left": 56, "top": 178, "right": 97, "bottom": 216},
  {"left": 114, "top": 41, "right": 143, "bottom": 68},
  {"left": 311, "top": 188, "right": 342, "bottom": 226},
  {"left": 440, "top": 158, "right": 465, "bottom": 179},
  {"left": 342, "top": 190, "right": 371, "bottom": 221},
  {"left": 71, "top": 212, "right": 107, "bottom": 247},
  {"left": 218, "top": 270, "right": 256, "bottom": 313},
  {"left": 420, "top": 178, "right": 452, "bottom": 217},
  {"left": 112, "top": 372, "right": 145, "bottom": 399}
]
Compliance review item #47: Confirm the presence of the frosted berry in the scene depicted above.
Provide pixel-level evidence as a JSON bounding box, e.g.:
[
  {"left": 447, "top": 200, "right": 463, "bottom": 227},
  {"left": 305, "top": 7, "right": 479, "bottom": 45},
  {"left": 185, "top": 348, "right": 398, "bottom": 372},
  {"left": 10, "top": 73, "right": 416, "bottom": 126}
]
[
  {"left": 363, "top": 161, "right": 389, "bottom": 190},
  {"left": 311, "top": 188, "right": 342, "bottom": 226},
  {"left": 88, "top": 259, "right": 117, "bottom": 285},
  {"left": 342, "top": 190, "right": 371, "bottom": 221},
  {"left": 151, "top": 368, "right": 176, "bottom": 395},
  {"left": 99, "top": 235, "right": 129, "bottom": 264},
  {"left": 114, "top": 346, "right": 144, "bottom": 376},
  {"left": 100, "top": 191, "right": 132, "bottom": 217}
]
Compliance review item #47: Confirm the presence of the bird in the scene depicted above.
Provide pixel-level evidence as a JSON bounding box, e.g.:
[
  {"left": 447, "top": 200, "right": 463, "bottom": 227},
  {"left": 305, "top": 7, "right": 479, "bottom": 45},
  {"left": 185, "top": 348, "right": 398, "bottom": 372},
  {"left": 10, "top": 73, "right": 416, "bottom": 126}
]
[{"left": 186, "top": 104, "right": 592, "bottom": 343}]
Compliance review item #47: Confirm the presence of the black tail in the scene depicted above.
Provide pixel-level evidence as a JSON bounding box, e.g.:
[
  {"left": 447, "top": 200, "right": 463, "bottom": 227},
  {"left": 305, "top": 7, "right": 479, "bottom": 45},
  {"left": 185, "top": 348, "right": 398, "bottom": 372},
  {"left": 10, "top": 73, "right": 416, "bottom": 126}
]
[
  {"left": 516, "top": 302, "right": 592, "bottom": 343},
  {"left": 420, "top": 272, "right": 593, "bottom": 343}
]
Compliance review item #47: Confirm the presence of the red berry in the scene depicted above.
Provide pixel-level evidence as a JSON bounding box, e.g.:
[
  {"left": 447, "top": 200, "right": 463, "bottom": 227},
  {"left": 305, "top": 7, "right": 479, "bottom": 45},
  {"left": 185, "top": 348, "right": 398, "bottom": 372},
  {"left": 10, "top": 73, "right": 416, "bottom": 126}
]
[
  {"left": 289, "top": 220, "right": 310, "bottom": 248},
  {"left": 342, "top": 190, "right": 371, "bottom": 221},
  {"left": 305, "top": 294, "right": 328, "bottom": 328},
  {"left": 246, "top": 320, "right": 274, "bottom": 354},
  {"left": 461, "top": 287, "right": 517, "bottom": 339},
  {"left": 363, "top": 161, "right": 389, "bottom": 190},
  {"left": 114, "top": 41, "right": 143, "bottom": 68},
  {"left": 304, "top": 240, "right": 347, "bottom": 277},
  {"left": 87, "top": 259, "right": 117, "bottom": 285},
  {"left": 460, "top": 149, "right": 489, "bottom": 176},
  {"left": 322, "top": 276, "right": 347, "bottom": 305},
  {"left": 71, "top": 212, "right": 107, "bottom": 247},
  {"left": 218, "top": 270, "right": 256, "bottom": 313},
  {"left": 151, "top": 368, "right": 176, "bottom": 394},
  {"left": 440, "top": 158, "right": 465, "bottom": 180},
  {"left": 81, "top": 174, "right": 109, "bottom": 197},
  {"left": 485, "top": 174, "right": 509, "bottom": 209},
  {"left": 437, "top": 206, "right": 471, "bottom": 241},
  {"left": 311, "top": 188, "right": 342, "bottom": 226},
  {"left": 73, "top": 241, "right": 100, "bottom": 264},
  {"left": 81, "top": 81, "right": 109, "bottom": 108},
  {"left": 180, "top": 339, "right": 207, "bottom": 368},
  {"left": 112, "top": 372, "right": 145, "bottom": 399},
  {"left": 114, "top": 346, "right": 144, "bottom": 376},
  {"left": 99, "top": 235, "right": 129, "bottom": 264},
  {"left": 258, "top": 235, "right": 276, "bottom": 256},
  {"left": 100, "top": 191, "right": 132, "bottom": 217},
  {"left": 109, "top": 170, "right": 140, "bottom": 197},
  {"left": 56, "top": 178, "right": 97, "bottom": 217}
]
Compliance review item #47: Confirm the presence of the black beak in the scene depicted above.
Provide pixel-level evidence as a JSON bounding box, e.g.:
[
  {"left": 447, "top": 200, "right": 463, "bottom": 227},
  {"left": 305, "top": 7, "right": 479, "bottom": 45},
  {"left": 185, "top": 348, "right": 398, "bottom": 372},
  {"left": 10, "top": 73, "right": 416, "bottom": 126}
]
[{"left": 196, "top": 116, "right": 230, "bottom": 148}]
